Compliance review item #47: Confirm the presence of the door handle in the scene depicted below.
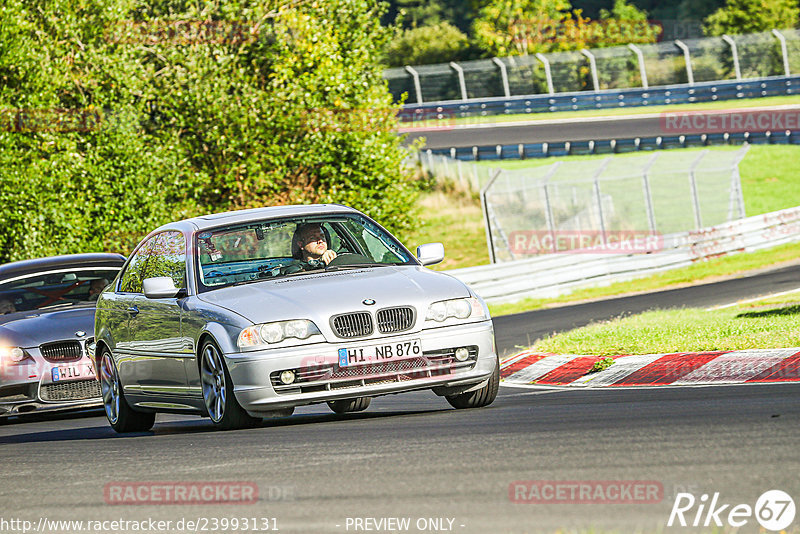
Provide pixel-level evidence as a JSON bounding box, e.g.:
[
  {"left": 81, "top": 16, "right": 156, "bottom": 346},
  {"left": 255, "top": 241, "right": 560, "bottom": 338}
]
[{"left": 126, "top": 306, "right": 139, "bottom": 316}]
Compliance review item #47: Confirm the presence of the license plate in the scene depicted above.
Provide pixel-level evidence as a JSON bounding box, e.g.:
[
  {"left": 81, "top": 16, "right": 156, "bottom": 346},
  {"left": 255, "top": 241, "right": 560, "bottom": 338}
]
[
  {"left": 51, "top": 363, "right": 94, "bottom": 382},
  {"left": 338, "top": 339, "right": 422, "bottom": 367}
]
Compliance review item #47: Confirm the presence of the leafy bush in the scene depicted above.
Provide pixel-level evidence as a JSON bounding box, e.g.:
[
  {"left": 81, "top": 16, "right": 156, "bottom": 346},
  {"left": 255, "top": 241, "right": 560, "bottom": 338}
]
[
  {"left": 0, "top": 0, "right": 417, "bottom": 263},
  {"left": 384, "top": 21, "right": 471, "bottom": 67}
]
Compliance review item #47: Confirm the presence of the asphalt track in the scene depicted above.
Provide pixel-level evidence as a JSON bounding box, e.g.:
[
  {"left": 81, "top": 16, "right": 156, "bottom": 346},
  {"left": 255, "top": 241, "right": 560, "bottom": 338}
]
[
  {"left": 403, "top": 105, "right": 800, "bottom": 149},
  {"left": 1, "top": 383, "right": 798, "bottom": 532},
  {"left": 2, "top": 264, "right": 799, "bottom": 533}
]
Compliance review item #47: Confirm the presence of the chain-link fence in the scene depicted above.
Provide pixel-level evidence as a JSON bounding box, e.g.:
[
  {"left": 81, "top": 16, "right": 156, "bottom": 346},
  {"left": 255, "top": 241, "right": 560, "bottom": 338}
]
[
  {"left": 479, "top": 147, "right": 748, "bottom": 262},
  {"left": 385, "top": 29, "right": 798, "bottom": 104}
]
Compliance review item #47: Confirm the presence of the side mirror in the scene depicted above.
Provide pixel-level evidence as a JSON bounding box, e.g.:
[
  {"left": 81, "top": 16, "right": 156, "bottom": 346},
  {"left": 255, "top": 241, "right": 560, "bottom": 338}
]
[
  {"left": 143, "top": 277, "right": 183, "bottom": 299},
  {"left": 416, "top": 243, "right": 445, "bottom": 266}
]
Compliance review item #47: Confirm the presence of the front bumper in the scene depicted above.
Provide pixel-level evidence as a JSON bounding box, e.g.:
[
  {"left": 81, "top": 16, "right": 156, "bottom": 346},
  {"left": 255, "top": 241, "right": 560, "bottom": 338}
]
[
  {"left": 224, "top": 320, "right": 496, "bottom": 416},
  {"left": 0, "top": 355, "right": 101, "bottom": 418}
]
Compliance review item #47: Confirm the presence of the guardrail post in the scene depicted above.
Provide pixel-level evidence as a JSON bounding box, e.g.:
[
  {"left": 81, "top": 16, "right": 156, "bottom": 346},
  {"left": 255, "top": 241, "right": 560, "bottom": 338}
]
[
  {"left": 581, "top": 49, "right": 600, "bottom": 91},
  {"left": 689, "top": 150, "right": 708, "bottom": 229},
  {"left": 492, "top": 57, "right": 511, "bottom": 98},
  {"left": 674, "top": 40, "right": 694, "bottom": 86},
  {"left": 642, "top": 153, "right": 659, "bottom": 232},
  {"left": 627, "top": 43, "right": 648, "bottom": 89},
  {"left": 449, "top": 62, "right": 469, "bottom": 101},
  {"left": 772, "top": 29, "right": 791, "bottom": 76},
  {"left": 721, "top": 35, "right": 742, "bottom": 81},
  {"left": 481, "top": 168, "right": 505, "bottom": 263},
  {"left": 404, "top": 66, "right": 424, "bottom": 104},
  {"left": 535, "top": 53, "right": 555, "bottom": 95},
  {"left": 593, "top": 158, "right": 611, "bottom": 243},
  {"left": 542, "top": 162, "right": 562, "bottom": 253},
  {"left": 728, "top": 144, "right": 750, "bottom": 220}
]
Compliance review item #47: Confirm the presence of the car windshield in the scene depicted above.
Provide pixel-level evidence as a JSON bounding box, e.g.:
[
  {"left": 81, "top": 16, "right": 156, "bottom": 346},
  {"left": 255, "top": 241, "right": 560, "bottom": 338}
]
[
  {"left": 0, "top": 268, "right": 120, "bottom": 314},
  {"left": 196, "top": 214, "right": 415, "bottom": 292}
]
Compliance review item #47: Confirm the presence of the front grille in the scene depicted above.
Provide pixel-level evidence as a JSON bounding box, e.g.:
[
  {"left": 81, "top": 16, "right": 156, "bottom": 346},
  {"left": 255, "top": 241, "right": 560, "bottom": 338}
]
[
  {"left": 376, "top": 307, "right": 415, "bottom": 334},
  {"left": 331, "top": 357, "right": 426, "bottom": 379},
  {"left": 331, "top": 312, "right": 373, "bottom": 338},
  {"left": 270, "top": 346, "right": 479, "bottom": 395},
  {"left": 40, "top": 380, "right": 100, "bottom": 402},
  {"left": 40, "top": 341, "right": 82, "bottom": 362}
]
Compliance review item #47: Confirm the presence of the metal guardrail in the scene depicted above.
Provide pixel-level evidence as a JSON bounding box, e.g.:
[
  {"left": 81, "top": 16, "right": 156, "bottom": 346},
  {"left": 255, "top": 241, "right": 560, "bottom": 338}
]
[
  {"left": 444, "top": 205, "right": 800, "bottom": 304},
  {"left": 389, "top": 29, "right": 800, "bottom": 109},
  {"left": 400, "top": 75, "right": 800, "bottom": 121},
  {"left": 426, "top": 129, "right": 800, "bottom": 162}
]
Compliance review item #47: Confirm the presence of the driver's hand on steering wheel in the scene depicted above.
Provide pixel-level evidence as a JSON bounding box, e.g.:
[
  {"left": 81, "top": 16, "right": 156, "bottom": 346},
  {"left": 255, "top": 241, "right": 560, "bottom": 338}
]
[{"left": 321, "top": 249, "right": 337, "bottom": 265}]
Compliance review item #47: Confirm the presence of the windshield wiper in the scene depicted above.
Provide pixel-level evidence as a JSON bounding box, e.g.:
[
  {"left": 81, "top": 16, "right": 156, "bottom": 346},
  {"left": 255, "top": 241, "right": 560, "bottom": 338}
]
[{"left": 325, "top": 263, "right": 394, "bottom": 272}]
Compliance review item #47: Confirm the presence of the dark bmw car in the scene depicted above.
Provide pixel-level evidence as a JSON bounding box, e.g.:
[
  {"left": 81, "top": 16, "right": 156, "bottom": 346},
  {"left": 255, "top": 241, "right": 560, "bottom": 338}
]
[{"left": 0, "top": 253, "right": 125, "bottom": 420}]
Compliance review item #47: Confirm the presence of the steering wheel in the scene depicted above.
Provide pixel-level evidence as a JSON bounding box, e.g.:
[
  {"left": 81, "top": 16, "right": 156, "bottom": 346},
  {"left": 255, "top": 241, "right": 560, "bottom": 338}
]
[{"left": 326, "top": 253, "right": 372, "bottom": 267}]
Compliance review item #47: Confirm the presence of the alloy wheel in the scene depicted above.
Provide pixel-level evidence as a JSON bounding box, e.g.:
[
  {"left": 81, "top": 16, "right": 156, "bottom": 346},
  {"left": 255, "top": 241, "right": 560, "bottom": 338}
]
[
  {"left": 201, "top": 343, "right": 227, "bottom": 422},
  {"left": 100, "top": 352, "right": 120, "bottom": 424}
]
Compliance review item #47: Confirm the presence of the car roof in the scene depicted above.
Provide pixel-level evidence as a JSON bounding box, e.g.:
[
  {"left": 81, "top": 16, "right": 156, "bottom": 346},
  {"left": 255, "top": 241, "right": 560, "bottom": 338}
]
[
  {"left": 160, "top": 204, "right": 361, "bottom": 233},
  {"left": 0, "top": 253, "right": 127, "bottom": 281}
]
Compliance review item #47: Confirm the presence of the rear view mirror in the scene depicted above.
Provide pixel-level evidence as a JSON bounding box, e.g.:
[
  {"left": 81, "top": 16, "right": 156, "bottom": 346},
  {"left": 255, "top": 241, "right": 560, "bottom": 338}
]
[
  {"left": 143, "top": 277, "right": 183, "bottom": 299},
  {"left": 416, "top": 243, "right": 445, "bottom": 266}
]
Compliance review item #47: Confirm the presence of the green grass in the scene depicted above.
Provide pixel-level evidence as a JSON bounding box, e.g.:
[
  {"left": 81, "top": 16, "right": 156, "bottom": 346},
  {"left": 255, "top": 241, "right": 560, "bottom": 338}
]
[
  {"left": 477, "top": 143, "right": 800, "bottom": 217},
  {"left": 450, "top": 94, "right": 800, "bottom": 126},
  {"left": 530, "top": 297, "right": 800, "bottom": 356},
  {"left": 404, "top": 191, "right": 489, "bottom": 271}
]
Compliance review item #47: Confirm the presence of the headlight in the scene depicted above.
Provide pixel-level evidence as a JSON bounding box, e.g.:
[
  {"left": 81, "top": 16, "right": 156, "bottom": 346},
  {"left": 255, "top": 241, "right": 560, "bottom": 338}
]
[
  {"left": 425, "top": 297, "right": 487, "bottom": 323},
  {"left": 0, "top": 346, "right": 30, "bottom": 363},
  {"left": 238, "top": 320, "right": 321, "bottom": 348}
]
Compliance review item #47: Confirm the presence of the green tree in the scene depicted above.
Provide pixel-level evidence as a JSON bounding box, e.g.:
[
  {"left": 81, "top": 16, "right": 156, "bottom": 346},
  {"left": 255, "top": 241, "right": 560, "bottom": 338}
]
[
  {"left": 703, "top": 0, "right": 800, "bottom": 35},
  {"left": 384, "top": 22, "right": 471, "bottom": 67},
  {"left": 0, "top": 0, "right": 419, "bottom": 263}
]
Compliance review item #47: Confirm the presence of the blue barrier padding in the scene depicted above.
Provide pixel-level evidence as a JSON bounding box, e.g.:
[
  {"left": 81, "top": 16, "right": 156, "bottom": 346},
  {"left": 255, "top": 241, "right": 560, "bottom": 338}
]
[
  {"left": 637, "top": 137, "right": 660, "bottom": 150},
  {"left": 684, "top": 134, "right": 707, "bottom": 147},
  {"left": 568, "top": 140, "right": 594, "bottom": 155},
  {"left": 477, "top": 146, "right": 500, "bottom": 160},
  {"left": 500, "top": 145, "right": 520, "bottom": 159},
  {"left": 747, "top": 131, "right": 770, "bottom": 144},
  {"left": 523, "top": 143, "right": 548, "bottom": 158},
  {"left": 547, "top": 142, "right": 569, "bottom": 157},
  {"left": 593, "top": 139, "right": 615, "bottom": 154},
  {"left": 613, "top": 138, "right": 639, "bottom": 153}
]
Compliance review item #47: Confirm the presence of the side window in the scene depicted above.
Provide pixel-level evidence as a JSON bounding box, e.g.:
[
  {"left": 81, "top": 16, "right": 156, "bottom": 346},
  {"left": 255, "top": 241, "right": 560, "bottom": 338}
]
[
  {"left": 142, "top": 231, "right": 187, "bottom": 289},
  {"left": 118, "top": 235, "right": 158, "bottom": 293}
]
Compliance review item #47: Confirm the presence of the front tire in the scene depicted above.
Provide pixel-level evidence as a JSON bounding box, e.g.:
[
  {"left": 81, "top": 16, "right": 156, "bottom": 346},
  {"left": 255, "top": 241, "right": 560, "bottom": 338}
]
[
  {"left": 327, "top": 397, "right": 371, "bottom": 414},
  {"left": 200, "top": 340, "right": 260, "bottom": 430},
  {"left": 445, "top": 357, "right": 499, "bottom": 409},
  {"left": 99, "top": 349, "right": 155, "bottom": 433}
]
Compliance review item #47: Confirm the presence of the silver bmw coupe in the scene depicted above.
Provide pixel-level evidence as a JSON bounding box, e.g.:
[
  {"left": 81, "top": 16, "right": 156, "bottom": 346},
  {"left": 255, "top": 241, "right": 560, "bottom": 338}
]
[{"left": 94, "top": 205, "right": 498, "bottom": 432}]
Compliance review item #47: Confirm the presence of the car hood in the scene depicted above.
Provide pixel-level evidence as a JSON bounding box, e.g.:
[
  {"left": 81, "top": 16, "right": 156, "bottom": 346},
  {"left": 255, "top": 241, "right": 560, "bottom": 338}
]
[
  {"left": 0, "top": 305, "right": 96, "bottom": 348},
  {"left": 196, "top": 266, "right": 471, "bottom": 325}
]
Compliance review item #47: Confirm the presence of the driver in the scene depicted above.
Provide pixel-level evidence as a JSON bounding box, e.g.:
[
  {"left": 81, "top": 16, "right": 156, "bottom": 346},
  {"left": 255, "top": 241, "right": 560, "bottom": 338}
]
[
  {"left": 0, "top": 299, "right": 15, "bottom": 314},
  {"left": 293, "top": 223, "right": 337, "bottom": 267}
]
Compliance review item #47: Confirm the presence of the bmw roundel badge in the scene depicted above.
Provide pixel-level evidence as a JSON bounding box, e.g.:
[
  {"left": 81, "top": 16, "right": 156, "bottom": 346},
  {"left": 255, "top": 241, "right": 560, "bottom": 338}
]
[{"left": 362, "top": 299, "right": 376, "bottom": 306}]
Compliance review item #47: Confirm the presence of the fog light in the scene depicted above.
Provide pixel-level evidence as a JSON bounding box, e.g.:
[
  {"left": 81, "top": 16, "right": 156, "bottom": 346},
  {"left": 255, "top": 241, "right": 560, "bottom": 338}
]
[
  {"left": 279, "top": 370, "right": 296, "bottom": 385},
  {"left": 454, "top": 347, "right": 470, "bottom": 362}
]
